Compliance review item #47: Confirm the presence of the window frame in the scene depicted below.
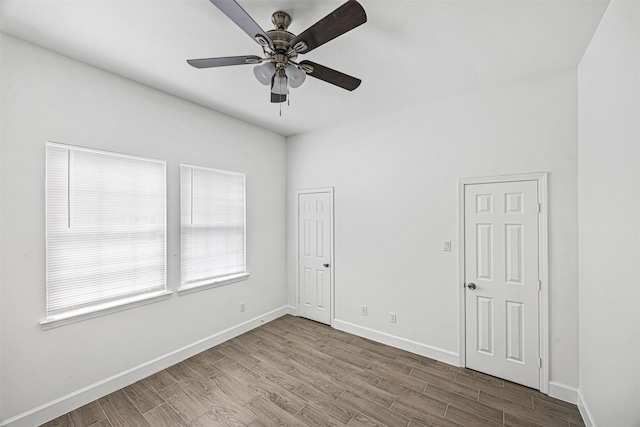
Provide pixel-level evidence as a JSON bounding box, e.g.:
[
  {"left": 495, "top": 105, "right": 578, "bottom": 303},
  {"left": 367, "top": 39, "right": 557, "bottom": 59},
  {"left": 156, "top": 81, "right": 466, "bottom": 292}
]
[
  {"left": 42, "top": 142, "right": 169, "bottom": 329},
  {"left": 179, "top": 163, "right": 249, "bottom": 295}
]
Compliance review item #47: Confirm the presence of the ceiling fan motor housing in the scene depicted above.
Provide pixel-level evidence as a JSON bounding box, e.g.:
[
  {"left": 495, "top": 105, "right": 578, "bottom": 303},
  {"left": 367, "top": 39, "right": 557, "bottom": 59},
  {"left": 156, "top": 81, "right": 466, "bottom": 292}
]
[{"left": 267, "top": 12, "right": 297, "bottom": 62}]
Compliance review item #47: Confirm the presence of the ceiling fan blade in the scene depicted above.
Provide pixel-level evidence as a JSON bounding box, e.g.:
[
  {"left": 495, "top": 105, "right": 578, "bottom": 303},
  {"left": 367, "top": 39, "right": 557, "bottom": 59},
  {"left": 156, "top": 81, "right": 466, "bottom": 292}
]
[
  {"left": 271, "top": 93, "right": 287, "bottom": 103},
  {"left": 291, "top": 0, "right": 366, "bottom": 54},
  {"left": 187, "top": 55, "right": 263, "bottom": 69},
  {"left": 208, "top": 0, "right": 274, "bottom": 48},
  {"left": 299, "top": 60, "right": 361, "bottom": 91}
]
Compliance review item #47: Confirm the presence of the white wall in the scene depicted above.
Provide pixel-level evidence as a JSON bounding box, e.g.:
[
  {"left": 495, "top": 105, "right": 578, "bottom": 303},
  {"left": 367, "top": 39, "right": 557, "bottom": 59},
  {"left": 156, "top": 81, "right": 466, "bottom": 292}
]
[
  {"left": 0, "top": 35, "right": 287, "bottom": 424},
  {"left": 577, "top": 1, "right": 640, "bottom": 425},
  {"left": 287, "top": 69, "right": 580, "bottom": 393}
]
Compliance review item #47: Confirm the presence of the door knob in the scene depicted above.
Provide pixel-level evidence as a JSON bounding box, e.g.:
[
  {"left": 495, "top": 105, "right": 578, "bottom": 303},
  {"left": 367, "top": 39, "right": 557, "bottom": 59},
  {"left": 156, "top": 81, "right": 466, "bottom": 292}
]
[
  {"left": 467, "top": 283, "right": 476, "bottom": 290},
  {"left": 323, "top": 263, "right": 330, "bottom": 268}
]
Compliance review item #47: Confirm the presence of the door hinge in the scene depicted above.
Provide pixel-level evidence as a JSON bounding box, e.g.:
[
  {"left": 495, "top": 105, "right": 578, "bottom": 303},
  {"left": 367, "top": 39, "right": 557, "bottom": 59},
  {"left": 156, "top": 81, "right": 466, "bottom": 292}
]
[
  {"left": 536, "top": 203, "right": 541, "bottom": 214},
  {"left": 538, "top": 357, "right": 542, "bottom": 368},
  {"left": 538, "top": 280, "right": 542, "bottom": 291}
]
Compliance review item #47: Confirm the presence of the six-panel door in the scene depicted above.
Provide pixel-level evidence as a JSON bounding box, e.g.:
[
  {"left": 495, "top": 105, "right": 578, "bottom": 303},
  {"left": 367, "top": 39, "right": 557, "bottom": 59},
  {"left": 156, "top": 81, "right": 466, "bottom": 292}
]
[
  {"left": 298, "top": 192, "right": 332, "bottom": 325},
  {"left": 464, "top": 180, "right": 540, "bottom": 389}
]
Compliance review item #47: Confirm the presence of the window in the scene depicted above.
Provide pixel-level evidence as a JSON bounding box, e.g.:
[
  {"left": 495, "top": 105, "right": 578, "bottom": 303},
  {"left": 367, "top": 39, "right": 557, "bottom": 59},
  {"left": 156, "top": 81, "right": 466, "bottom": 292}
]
[
  {"left": 45, "top": 143, "right": 167, "bottom": 323},
  {"left": 180, "top": 164, "right": 247, "bottom": 291}
]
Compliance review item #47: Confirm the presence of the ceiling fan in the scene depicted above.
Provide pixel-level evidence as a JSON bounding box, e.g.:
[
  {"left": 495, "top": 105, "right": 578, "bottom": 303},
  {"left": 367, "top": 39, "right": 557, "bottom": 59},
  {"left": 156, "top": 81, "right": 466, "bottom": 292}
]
[{"left": 187, "top": 0, "right": 367, "bottom": 104}]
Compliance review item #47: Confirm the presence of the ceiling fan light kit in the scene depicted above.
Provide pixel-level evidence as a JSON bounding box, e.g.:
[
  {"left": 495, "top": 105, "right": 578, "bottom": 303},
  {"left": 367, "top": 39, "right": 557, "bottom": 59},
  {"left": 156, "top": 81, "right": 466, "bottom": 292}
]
[{"left": 187, "top": 0, "right": 367, "bottom": 107}]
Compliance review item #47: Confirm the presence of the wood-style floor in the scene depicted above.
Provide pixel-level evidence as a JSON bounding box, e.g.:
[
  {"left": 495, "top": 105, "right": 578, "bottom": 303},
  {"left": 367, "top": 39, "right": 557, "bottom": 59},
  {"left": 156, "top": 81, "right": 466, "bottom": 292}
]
[{"left": 41, "top": 315, "right": 585, "bottom": 427}]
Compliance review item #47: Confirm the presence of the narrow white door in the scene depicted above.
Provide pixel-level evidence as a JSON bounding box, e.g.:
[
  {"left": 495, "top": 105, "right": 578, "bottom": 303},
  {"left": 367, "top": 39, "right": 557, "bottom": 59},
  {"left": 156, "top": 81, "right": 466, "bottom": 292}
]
[
  {"left": 298, "top": 191, "right": 332, "bottom": 325},
  {"left": 464, "top": 180, "right": 540, "bottom": 388}
]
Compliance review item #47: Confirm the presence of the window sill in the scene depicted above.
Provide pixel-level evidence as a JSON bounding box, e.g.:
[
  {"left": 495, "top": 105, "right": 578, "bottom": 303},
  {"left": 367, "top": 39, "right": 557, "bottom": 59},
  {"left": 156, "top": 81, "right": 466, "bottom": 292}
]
[
  {"left": 178, "top": 272, "right": 250, "bottom": 296},
  {"left": 40, "top": 290, "right": 172, "bottom": 330}
]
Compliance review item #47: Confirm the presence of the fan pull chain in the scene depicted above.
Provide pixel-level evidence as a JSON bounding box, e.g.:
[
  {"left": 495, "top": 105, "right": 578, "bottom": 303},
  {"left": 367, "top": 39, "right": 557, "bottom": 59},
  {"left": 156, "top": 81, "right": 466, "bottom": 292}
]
[{"left": 280, "top": 77, "right": 284, "bottom": 116}]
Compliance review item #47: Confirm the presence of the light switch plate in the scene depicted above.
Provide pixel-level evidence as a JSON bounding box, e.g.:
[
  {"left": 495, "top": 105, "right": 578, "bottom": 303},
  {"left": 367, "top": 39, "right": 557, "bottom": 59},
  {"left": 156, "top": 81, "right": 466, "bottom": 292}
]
[{"left": 443, "top": 241, "right": 452, "bottom": 251}]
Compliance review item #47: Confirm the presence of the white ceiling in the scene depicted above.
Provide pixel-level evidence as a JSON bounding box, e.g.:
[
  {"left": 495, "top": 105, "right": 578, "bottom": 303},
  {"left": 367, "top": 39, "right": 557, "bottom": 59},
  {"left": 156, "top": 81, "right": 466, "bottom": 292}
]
[{"left": 1, "top": 0, "right": 608, "bottom": 136}]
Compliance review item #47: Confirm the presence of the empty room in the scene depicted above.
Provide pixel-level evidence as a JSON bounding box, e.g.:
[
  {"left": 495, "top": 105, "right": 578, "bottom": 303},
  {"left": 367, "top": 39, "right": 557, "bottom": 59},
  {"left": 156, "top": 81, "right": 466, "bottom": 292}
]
[{"left": 1, "top": 0, "right": 638, "bottom": 426}]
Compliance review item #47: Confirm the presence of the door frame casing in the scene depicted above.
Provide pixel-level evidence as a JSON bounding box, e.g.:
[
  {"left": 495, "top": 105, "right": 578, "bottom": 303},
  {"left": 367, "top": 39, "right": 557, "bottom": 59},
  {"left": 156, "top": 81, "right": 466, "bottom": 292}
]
[
  {"left": 457, "top": 172, "right": 549, "bottom": 393},
  {"left": 295, "top": 187, "right": 335, "bottom": 326}
]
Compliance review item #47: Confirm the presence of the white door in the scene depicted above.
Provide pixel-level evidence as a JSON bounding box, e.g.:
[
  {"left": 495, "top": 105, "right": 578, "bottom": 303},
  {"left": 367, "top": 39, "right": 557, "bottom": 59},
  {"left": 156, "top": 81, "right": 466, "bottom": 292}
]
[
  {"left": 298, "top": 191, "right": 332, "bottom": 325},
  {"left": 464, "top": 180, "right": 540, "bottom": 388}
]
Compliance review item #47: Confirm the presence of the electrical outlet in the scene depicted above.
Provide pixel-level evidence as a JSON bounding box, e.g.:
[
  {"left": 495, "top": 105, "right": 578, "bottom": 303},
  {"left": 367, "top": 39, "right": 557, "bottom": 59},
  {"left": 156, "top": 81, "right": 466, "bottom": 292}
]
[
  {"left": 390, "top": 312, "right": 397, "bottom": 323},
  {"left": 240, "top": 301, "right": 246, "bottom": 312},
  {"left": 360, "top": 305, "right": 368, "bottom": 316},
  {"left": 443, "top": 241, "right": 452, "bottom": 251}
]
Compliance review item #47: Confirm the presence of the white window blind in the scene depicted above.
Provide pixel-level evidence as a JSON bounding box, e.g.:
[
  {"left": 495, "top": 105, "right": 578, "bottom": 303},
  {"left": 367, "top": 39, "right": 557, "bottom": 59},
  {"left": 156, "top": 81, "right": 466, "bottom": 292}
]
[
  {"left": 46, "top": 143, "right": 166, "bottom": 318},
  {"left": 180, "top": 164, "right": 246, "bottom": 289}
]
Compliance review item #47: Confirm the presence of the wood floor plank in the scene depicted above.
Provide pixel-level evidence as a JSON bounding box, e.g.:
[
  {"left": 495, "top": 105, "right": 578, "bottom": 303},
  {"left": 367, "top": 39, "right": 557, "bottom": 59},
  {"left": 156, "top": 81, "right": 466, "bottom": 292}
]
[
  {"left": 423, "top": 384, "right": 503, "bottom": 425},
  {"left": 87, "top": 420, "right": 112, "bottom": 427},
  {"left": 338, "top": 390, "right": 410, "bottom": 427},
  {"left": 454, "top": 373, "right": 533, "bottom": 408},
  {"left": 216, "top": 358, "right": 262, "bottom": 383},
  {"left": 479, "top": 391, "right": 569, "bottom": 427},
  {"left": 249, "top": 360, "right": 304, "bottom": 392},
  {"left": 330, "top": 357, "right": 383, "bottom": 387},
  {"left": 244, "top": 397, "right": 307, "bottom": 426},
  {"left": 198, "top": 346, "right": 228, "bottom": 362},
  {"left": 409, "top": 370, "right": 478, "bottom": 401},
  {"left": 190, "top": 408, "right": 256, "bottom": 427},
  {"left": 454, "top": 371, "right": 506, "bottom": 391},
  {"left": 98, "top": 390, "right": 150, "bottom": 427},
  {"left": 455, "top": 369, "right": 505, "bottom": 387},
  {"left": 532, "top": 397, "right": 583, "bottom": 424},
  {"left": 318, "top": 342, "right": 371, "bottom": 369},
  {"left": 377, "top": 378, "right": 447, "bottom": 415},
  {"left": 390, "top": 398, "right": 461, "bottom": 427},
  {"left": 295, "top": 404, "right": 347, "bottom": 427},
  {"left": 347, "top": 412, "right": 385, "bottom": 427},
  {"left": 226, "top": 338, "right": 263, "bottom": 355},
  {"left": 184, "top": 352, "right": 222, "bottom": 378},
  {"left": 504, "top": 381, "right": 576, "bottom": 409},
  {"left": 144, "top": 369, "right": 177, "bottom": 392},
  {"left": 196, "top": 385, "right": 263, "bottom": 426},
  {"left": 216, "top": 342, "right": 262, "bottom": 369},
  {"left": 269, "top": 343, "right": 342, "bottom": 379},
  {"left": 410, "top": 363, "right": 457, "bottom": 382},
  {"left": 252, "top": 327, "right": 293, "bottom": 348},
  {"left": 224, "top": 361, "right": 307, "bottom": 416},
  {"left": 326, "top": 337, "right": 396, "bottom": 366},
  {"left": 287, "top": 339, "right": 334, "bottom": 363},
  {"left": 334, "top": 373, "right": 397, "bottom": 408},
  {"left": 366, "top": 361, "right": 427, "bottom": 393},
  {"left": 68, "top": 400, "right": 107, "bottom": 427},
  {"left": 39, "top": 414, "right": 72, "bottom": 427},
  {"left": 210, "top": 371, "right": 259, "bottom": 405},
  {"left": 253, "top": 349, "right": 345, "bottom": 399},
  {"left": 504, "top": 412, "right": 548, "bottom": 427},
  {"left": 291, "top": 384, "right": 357, "bottom": 425},
  {"left": 395, "top": 353, "right": 439, "bottom": 370},
  {"left": 123, "top": 379, "right": 165, "bottom": 414},
  {"left": 166, "top": 361, "right": 208, "bottom": 384},
  {"left": 157, "top": 383, "right": 209, "bottom": 424},
  {"left": 444, "top": 405, "right": 502, "bottom": 427},
  {"left": 349, "top": 336, "right": 404, "bottom": 360},
  {"left": 142, "top": 402, "right": 188, "bottom": 427}
]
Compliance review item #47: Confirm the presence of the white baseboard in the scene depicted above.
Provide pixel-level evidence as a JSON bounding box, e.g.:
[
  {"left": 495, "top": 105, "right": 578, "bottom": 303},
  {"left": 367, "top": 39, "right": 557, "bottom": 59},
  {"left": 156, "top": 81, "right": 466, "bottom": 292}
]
[
  {"left": 1, "top": 305, "right": 290, "bottom": 427},
  {"left": 577, "top": 390, "right": 596, "bottom": 427},
  {"left": 285, "top": 304, "right": 297, "bottom": 315},
  {"left": 332, "top": 319, "right": 459, "bottom": 366},
  {"left": 548, "top": 381, "right": 578, "bottom": 404}
]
